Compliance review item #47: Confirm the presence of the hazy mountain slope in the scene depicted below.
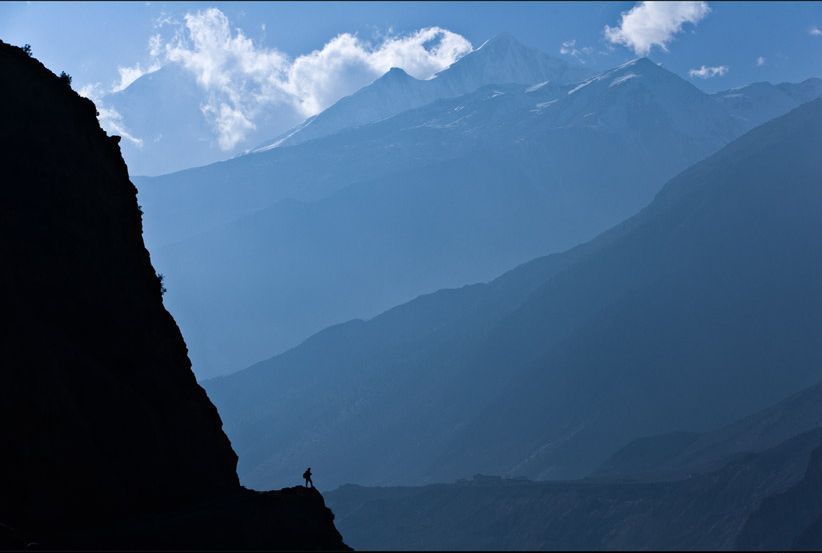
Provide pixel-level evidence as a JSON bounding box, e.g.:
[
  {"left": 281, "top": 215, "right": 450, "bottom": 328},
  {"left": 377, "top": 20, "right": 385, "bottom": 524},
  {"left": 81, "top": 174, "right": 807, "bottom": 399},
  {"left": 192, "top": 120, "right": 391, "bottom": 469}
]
[
  {"left": 99, "top": 64, "right": 305, "bottom": 177},
  {"left": 147, "top": 58, "right": 747, "bottom": 377},
  {"left": 596, "top": 381, "right": 822, "bottom": 481},
  {"left": 0, "top": 40, "right": 346, "bottom": 550},
  {"left": 102, "top": 66, "right": 224, "bottom": 176},
  {"left": 136, "top": 57, "right": 701, "bottom": 248},
  {"left": 737, "top": 435, "right": 822, "bottom": 550},
  {"left": 325, "top": 429, "right": 822, "bottom": 550},
  {"left": 154, "top": 153, "right": 564, "bottom": 375},
  {"left": 436, "top": 97, "right": 822, "bottom": 482},
  {"left": 104, "top": 33, "right": 586, "bottom": 177},
  {"left": 253, "top": 33, "right": 591, "bottom": 151},
  {"left": 206, "top": 98, "right": 822, "bottom": 490},
  {"left": 712, "top": 77, "right": 822, "bottom": 129}
]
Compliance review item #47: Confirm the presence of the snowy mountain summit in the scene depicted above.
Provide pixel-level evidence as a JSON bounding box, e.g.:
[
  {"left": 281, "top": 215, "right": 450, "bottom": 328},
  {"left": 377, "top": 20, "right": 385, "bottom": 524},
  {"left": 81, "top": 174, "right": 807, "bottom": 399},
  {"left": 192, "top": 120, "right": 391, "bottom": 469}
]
[{"left": 253, "top": 33, "right": 592, "bottom": 151}]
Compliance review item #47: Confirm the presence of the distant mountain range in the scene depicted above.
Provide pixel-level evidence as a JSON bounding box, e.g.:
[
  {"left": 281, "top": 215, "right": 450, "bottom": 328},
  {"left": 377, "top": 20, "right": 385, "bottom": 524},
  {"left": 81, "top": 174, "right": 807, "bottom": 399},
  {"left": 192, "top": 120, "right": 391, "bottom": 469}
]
[
  {"left": 253, "top": 33, "right": 592, "bottom": 151},
  {"left": 713, "top": 77, "right": 822, "bottom": 129},
  {"left": 595, "top": 381, "right": 822, "bottom": 482},
  {"left": 101, "top": 33, "right": 592, "bottom": 177},
  {"left": 204, "top": 98, "right": 822, "bottom": 494},
  {"left": 325, "top": 374, "right": 822, "bottom": 550},
  {"left": 327, "top": 429, "right": 822, "bottom": 550},
  {"left": 140, "top": 49, "right": 782, "bottom": 378}
]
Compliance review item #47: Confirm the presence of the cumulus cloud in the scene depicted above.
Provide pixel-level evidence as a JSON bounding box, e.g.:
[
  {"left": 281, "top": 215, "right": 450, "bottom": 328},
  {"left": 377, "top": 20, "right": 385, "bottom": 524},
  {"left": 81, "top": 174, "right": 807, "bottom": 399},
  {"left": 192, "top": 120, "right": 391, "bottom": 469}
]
[
  {"left": 154, "top": 8, "right": 472, "bottom": 149},
  {"left": 284, "top": 27, "right": 471, "bottom": 114},
  {"left": 604, "top": 1, "right": 711, "bottom": 56},
  {"left": 811, "top": 26, "right": 822, "bottom": 36},
  {"left": 688, "top": 64, "right": 728, "bottom": 79},
  {"left": 756, "top": 56, "right": 766, "bottom": 66},
  {"left": 82, "top": 8, "right": 472, "bottom": 151}
]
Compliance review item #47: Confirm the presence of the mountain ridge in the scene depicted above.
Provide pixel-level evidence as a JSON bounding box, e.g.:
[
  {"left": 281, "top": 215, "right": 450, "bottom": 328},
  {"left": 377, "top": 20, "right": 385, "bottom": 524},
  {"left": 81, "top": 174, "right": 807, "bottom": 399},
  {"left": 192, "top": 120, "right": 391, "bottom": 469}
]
[
  {"left": 205, "top": 97, "right": 822, "bottom": 490},
  {"left": 142, "top": 56, "right": 750, "bottom": 378},
  {"left": 252, "top": 33, "right": 592, "bottom": 151},
  {"left": 326, "top": 425, "right": 822, "bottom": 550},
  {"left": 0, "top": 40, "right": 347, "bottom": 550},
  {"left": 595, "top": 380, "right": 822, "bottom": 481}
]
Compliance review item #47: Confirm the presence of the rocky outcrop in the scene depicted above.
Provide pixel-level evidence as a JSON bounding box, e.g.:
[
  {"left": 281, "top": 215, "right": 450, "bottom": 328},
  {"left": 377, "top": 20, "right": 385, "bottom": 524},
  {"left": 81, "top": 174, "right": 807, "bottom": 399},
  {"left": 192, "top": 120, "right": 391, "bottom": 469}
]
[{"left": 0, "top": 40, "right": 347, "bottom": 550}]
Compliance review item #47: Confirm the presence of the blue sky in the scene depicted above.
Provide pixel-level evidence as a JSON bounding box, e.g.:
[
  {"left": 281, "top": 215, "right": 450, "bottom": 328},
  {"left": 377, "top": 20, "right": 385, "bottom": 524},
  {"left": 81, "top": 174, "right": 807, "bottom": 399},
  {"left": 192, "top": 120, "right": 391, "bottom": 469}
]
[{"left": 1, "top": 2, "right": 820, "bottom": 97}]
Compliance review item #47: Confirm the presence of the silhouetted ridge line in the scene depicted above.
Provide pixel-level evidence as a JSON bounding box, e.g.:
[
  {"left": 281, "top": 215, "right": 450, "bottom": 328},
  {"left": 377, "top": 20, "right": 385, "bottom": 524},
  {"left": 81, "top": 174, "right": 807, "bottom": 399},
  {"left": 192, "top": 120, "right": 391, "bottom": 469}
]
[{"left": 0, "top": 40, "right": 348, "bottom": 550}]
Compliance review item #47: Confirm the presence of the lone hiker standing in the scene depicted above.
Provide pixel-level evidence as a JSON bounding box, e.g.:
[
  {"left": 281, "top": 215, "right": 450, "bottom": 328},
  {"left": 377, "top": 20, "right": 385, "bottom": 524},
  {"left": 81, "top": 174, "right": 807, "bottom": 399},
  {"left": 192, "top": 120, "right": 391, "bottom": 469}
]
[{"left": 303, "top": 467, "right": 313, "bottom": 488}]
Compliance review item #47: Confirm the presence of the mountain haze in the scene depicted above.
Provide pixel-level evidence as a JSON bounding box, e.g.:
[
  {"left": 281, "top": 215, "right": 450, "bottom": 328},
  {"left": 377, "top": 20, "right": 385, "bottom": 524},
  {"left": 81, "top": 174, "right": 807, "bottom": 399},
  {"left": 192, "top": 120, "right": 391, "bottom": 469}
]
[
  {"left": 253, "top": 33, "right": 592, "bottom": 151},
  {"left": 99, "top": 64, "right": 305, "bottom": 176},
  {"left": 596, "top": 381, "right": 822, "bottom": 482},
  {"left": 205, "top": 98, "right": 822, "bottom": 490},
  {"left": 326, "top": 379, "right": 822, "bottom": 550},
  {"left": 327, "top": 428, "right": 822, "bottom": 550},
  {"left": 713, "top": 77, "right": 822, "bottom": 130},
  {"left": 141, "top": 56, "right": 750, "bottom": 377}
]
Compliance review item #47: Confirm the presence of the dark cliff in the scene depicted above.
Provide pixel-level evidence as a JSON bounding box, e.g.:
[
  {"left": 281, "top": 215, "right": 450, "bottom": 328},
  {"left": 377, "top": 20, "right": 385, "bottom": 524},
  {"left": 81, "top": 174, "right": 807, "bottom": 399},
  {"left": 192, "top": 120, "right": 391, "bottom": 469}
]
[{"left": 0, "top": 40, "right": 347, "bottom": 550}]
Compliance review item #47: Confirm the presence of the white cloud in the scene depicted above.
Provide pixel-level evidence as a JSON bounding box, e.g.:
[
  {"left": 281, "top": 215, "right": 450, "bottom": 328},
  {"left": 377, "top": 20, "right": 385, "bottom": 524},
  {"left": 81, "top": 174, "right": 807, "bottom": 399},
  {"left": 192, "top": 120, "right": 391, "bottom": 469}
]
[
  {"left": 89, "top": 8, "right": 472, "bottom": 152},
  {"left": 756, "top": 56, "right": 766, "bottom": 66},
  {"left": 112, "top": 61, "right": 162, "bottom": 92},
  {"left": 604, "top": 1, "right": 711, "bottom": 56},
  {"left": 811, "top": 26, "right": 822, "bottom": 36},
  {"left": 688, "top": 64, "right": 728, "bottom": 79},
  {"left": 77, "top": 82, "right": 105, "bottom": 101},
  {"left": 282, "top": 27, "right": 472, "bottom": 114},
  {"left": 154, "top": 8, "right": 472, "bottom": 149},
  {"left": 201, "top": 103, "right": 256, "bottom": 150},
  {"left": 153, "top": 12, "right": 178, "bottom": 29},
  {"left": 559, "top": 39, "right": 593, "bottom": 62},
  {"left": 97, "top": 106, "right": 144, "bottom": 147},
  {"left": 148, "top": 34, "right": 163, "bottom": 57}
]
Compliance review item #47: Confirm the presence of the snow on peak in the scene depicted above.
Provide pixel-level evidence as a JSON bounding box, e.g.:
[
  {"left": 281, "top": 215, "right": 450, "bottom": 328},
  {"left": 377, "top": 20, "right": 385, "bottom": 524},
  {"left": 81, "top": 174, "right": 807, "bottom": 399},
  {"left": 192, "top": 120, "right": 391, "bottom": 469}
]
[
  {"left": 610, "top": 73, "right": 639, "bottom": 88},
  {"left": 568, "top": 78, "right": 599, "bottom": 95},
  {"left": 615, "top": 57, "right": 657, "bottom": 72},
  {"left": 530, "top": 99, "right": 558, "bottom": 113},
  {"left": 526, "top": 81, "right": 550, "bottom": 93},
  {"left": 477, "top": 32, "right": 519, "bottom": 51}
]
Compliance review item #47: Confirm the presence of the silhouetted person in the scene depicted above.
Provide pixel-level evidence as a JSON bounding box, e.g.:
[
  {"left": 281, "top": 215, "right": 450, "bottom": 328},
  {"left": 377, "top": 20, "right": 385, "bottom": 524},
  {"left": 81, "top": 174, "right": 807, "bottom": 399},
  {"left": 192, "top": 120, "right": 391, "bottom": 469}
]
[{"left": 303, "top": 467, "right": 313, "bottom": 488}]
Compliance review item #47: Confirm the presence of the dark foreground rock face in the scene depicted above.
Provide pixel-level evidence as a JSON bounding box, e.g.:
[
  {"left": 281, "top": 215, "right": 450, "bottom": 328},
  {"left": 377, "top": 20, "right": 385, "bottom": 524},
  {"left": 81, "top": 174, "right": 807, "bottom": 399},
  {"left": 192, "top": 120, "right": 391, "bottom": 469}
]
[
  {"left": 0, "top": 40, "right": 347, "bottom": 550},
  {"left": 54, "top": 487, "right": 344, "bottom": 551}
]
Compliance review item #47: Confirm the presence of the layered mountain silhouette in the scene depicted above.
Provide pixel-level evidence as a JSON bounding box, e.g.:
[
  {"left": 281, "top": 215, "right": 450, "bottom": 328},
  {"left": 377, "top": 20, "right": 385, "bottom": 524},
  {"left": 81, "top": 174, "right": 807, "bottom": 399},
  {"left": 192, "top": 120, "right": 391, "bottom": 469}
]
[
  {"left": 205, "top": 98, "right": 822, "bottom": 493},
  {"left": 327, "top": 380, "right": 822, "bottom": 550},
  {"left": 713, "top": 77, "right": 822, "bottom": 130},
  {"left": 100, "top": 33, "right": 588, "bottom": 176},
  {"left": 596, "top": 381, "right": 822, "bottom": 482},
  {"left": 253, "top": 33, "right": 592, "bottom": 151},
  {"left": 140, "top": 55, "right": 765, "bottom": 378},
  {"left": 0, "top": 41, "right": 346, "bottom": 550},
  {"left": 327, "top": 421, "right": 822, "bottom": 549}
]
